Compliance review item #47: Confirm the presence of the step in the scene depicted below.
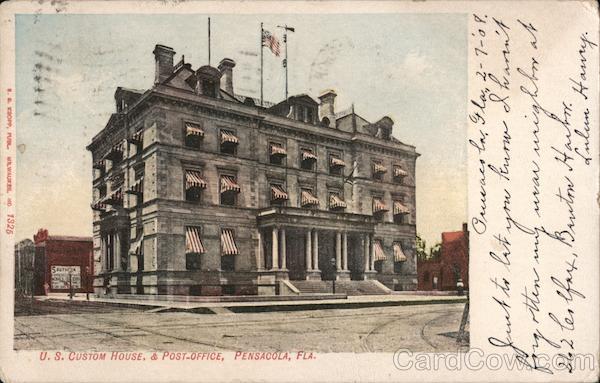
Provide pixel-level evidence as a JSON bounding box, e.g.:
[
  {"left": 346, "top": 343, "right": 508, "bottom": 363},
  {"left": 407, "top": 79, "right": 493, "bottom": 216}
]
[{"left": 289, "top": 280, "right": 389, "bottom": 296}]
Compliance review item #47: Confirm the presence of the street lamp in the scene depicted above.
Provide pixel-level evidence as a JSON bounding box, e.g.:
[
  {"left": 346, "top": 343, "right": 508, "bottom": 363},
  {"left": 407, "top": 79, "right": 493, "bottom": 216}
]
[{"left": 329, "top": 257, "right": 336, "bottom": 295}]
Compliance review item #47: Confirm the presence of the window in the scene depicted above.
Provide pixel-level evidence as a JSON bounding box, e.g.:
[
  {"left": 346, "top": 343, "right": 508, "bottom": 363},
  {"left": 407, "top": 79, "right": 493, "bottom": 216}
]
[
  {"left": 270, "top": 183, "right": 289, "bottom": 206},
  {"left": 220, "top": 174, "right": 240, "bottom": 206},
  {"left": 300, "top": 148, "right": 317, "bottom": 170},
  {"left": 329, "top": 153, "right": 345, "bottom": 176},
  {"left": 184, "top": 121, "right": 204, "bottom": 149},
  {"left": 202, "top": 79, "right": 216, "bottom": 97},
  {"left": 220, "top": 228, "right": 238, "bottom": 271},
  {"left": 269, "top": 141, "right": 287, "bottom": 165},
  {"left": 329, "top": 191, "right": 347, "bottom": 210},
  {"left": 185, "top": 169, "right": 206, "bottom": 203},
  {"left": 393, "top": 200, "right": 410, "bottom": 224},
  {"left": 185, "top": 226, "right": 205, "bottom": 270},
  {"left": 372, "top": 196, "right": 388, "bottom": 220},
  {"left": 306, "top": 107, "right": 314, "bottom": 124},
  {"left": 373, "top": 239, "right": 386, "bottom": 273},
  {"left": 393, "top": 165, "right": 408, "bottom": 184},
  {"left": 220, "top": 129, "right": 238, "bottom": 155},
  {"left": 300, "top": 188, "right": 319, "bottom": 208},
  {"left": 393, "top": 242, "right": 407, "bottom": 273},
  {"left": 372, "top": 160, "right": 387, "bottom": 181},
  {"left": 127, "top": 166, "right": 145, "bottom": 205},
  {"left": 94, "top": 160, "right": 106, "bottom": 179},
  {"left": 108, "top": 141, "right": 124, "bottom": 165},
  {"left": 128, "top": 227, "right": 145, "bottom": 271},
  {"left": 99, "top": 184, "right": 107, "bottom": 199}
]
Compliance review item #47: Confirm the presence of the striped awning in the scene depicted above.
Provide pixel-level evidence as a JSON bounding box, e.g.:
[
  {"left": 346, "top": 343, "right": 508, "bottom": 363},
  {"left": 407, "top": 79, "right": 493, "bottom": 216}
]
[
  {"left": 329, "top": 194, "right": 347, "bottom": 209},
  {"left": 220, "top": 130, "right": 239, "bottom": 145},
  {"left": 186, "top": 226, "right": 205, "bottom": 254},
  {"left": 186, "top": 170, "right": 207, "bottom": 190},
  {"left": 221, "top": 229, "right": 239, "bottom": 255},
  {"left": 221, "top": 175, "right": 241, "bottom": 193},
  {"left": 393, "top": 165, "right": 408, "bottom": 178},
  {"left": 393, "top": 201, "right": 410, "bottom": 215},
  {"left": 374, "top": 240, "right": 387, "bottom": 261},
  {"left": 186, "top": 122, "right": 204, "bottom": 137},
  {"left": 129, "top": 231, "right": 144, "bottom": 255},
  {"left": 128, "top": 130, "right": 143, "bottom": 145},
  {"left": 93, "top": 159, "right": 106, "bottom": 170},
  {"left": 373, "top": 198, "right": 388, "bottom": 213},
  {"left": 271, "top": 185, "right": 289, "bottom": 201},
  {"left": 108, "top": 141, "right": 124, "bottom": 158},
  {"left": 91, "top": 200, "right": 106, "bottom": 211},
  {"left": 301, "top": 190, "right": 319, "bottom": 207},
  {"left": 104, "top": 187, "right": 123, "bottom": 205},
  {"left": 393, "top": 243, "right": 407, "bottom": 262},
  {"left": 373, "top": 162, "right": 387, "bottom": 174},
  {"left": 270, "top": 143, "right": 287, "bottom": 157},
  {"left": 330, "top": 156, "right": 346, "bottom": 167},
  {"left": 127, "top": 177, "right": 144, "bottom": 194},
  {"left": 301, "top": 150, "right": 317, "bottom": 162}
]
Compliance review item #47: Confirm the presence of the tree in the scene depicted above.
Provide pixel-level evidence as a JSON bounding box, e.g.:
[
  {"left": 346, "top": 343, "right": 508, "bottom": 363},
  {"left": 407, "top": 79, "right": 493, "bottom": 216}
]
[
  {"left": 416, "top": 234, "right": 428, "bottom": 260},
  {"left": 416, "top": 234, "right": 441, "bottom": 260}
]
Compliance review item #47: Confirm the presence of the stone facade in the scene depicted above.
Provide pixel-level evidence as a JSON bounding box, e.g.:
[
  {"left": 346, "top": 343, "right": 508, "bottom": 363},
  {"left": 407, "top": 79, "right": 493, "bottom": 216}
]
[{"left": 87, "top": 44, "right": 419, "bottom": 296}]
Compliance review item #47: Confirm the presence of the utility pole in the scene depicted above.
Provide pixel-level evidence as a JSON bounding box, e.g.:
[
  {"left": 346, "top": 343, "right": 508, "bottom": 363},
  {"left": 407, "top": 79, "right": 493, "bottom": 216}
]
[{"left": 277, "top": 24, "right": 295, "bottom": 100}]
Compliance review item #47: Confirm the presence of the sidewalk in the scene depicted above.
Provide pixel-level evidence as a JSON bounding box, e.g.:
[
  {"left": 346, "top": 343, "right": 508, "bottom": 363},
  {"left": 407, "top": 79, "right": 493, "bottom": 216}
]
[{"left": 39, "top": 293, "right": 467, "bottom": 314}]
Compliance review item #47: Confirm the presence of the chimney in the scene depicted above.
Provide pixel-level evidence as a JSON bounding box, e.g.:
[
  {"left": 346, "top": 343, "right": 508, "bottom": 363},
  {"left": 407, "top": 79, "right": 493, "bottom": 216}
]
[
  {"left": 153, "top": 44, "right": 175, "bottom": 85},
  {"left": 318, "top": 89, "right": 337, "bottom": 128},
  {"left": 462, "top": 222, "right": 468, "bottom": 232},
  {"left": 218, "top": 58, "right": 236, "bottom": 95}
]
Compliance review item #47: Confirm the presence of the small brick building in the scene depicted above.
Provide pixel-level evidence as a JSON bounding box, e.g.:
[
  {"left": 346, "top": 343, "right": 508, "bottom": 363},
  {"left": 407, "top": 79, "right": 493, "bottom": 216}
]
[
  {"left": 417, "top": 223, "right": 468, "bottom": 291},
  {"left": 33, "top": 229, "right": 94, "bottom": 295}
]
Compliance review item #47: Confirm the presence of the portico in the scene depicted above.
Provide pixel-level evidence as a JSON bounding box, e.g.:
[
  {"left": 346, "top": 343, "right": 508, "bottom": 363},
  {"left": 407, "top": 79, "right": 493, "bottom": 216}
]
[{"left": 256, "top": 207, "right": 379, "bottom": 282}]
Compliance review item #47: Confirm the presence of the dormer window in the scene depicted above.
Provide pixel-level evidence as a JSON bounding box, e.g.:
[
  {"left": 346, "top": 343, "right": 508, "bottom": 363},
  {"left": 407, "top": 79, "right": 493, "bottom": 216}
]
[{"left": 202, "top": 79, "right": 216, "bottom": 97}]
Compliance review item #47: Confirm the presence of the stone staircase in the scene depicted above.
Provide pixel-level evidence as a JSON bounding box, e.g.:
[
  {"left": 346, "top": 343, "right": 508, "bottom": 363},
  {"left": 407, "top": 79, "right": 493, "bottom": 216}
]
[{"left": 290, "top": 280, "right": 390, "bottom": 296}]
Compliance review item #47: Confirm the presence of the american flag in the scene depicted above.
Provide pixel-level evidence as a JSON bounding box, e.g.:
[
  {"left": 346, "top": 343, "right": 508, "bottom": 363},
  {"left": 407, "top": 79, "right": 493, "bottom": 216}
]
[{"left": 262, "top": 30, "right": 280, "bottom": 57}]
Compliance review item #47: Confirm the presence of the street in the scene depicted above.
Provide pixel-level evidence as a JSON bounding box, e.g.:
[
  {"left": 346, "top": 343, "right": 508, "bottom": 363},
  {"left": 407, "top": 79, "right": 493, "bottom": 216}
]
[{"left": 14, "top": 301, "right": 468, "bottom": 353}]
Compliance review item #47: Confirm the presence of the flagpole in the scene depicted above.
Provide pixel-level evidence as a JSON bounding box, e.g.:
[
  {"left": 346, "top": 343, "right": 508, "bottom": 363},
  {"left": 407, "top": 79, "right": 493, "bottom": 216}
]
[
  {"left": 284, "top": 30, "right": 288, "bottom": 100},
  {"left": 260, "top": 22, "right": 264, "bottom": 107},
  {"left": 278, "top": 25, "right": 295, "bottom": 101},
  {"left": 208, "top": 17, "right": 211, "bottom": 66}
]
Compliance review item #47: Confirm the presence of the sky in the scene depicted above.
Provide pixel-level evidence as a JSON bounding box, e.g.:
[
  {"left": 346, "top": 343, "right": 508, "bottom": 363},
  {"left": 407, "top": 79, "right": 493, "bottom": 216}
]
[{"left": 15, "top": 13, "right": 466, "bottom": 246}]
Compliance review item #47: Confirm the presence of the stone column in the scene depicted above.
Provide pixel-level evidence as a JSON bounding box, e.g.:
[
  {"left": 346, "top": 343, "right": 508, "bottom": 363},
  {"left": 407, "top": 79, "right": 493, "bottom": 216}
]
[
  {"left": 364, "top": 234, "right": 370, "bottom": 271},
  {"left": 257, "top": 230, "right": 263, "bottom": 270},
  {"left": 271, "top": 227, "right": 279, "bottom": 270},
  {"left": 342, "top": 232, "right": 348, "bottom": 271},
  {"left": 312, "top": 229, "right": 319, "bottom": 271},
  {"left": 335, "top": 231, "right": 342, "bottom": 271},
  {"left": 115, "top": 232, "right": 121, "bottom": 271},
  {"left": 100, "top": 235, "right": 106, "bottom": 272},
  {"left": 305, "top": 230, "right": 312, "bottom": 271},
  {"left": 370, "top": 234, "right": 376, "bottom": 271},
  {"left": 280, "top": 227, "right": 287, "bottom": 270}
]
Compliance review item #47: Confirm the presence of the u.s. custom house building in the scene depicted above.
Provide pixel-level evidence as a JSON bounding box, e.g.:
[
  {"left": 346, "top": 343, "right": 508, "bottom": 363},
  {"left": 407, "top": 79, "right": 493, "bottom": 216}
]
[{"left": 87, "top": 44, "right": 419, "bottom": 296}]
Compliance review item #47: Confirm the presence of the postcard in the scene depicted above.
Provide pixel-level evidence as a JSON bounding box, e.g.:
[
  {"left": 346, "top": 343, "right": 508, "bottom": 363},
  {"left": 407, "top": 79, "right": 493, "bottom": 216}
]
[{"left": 0, "top": 1, "right": 598, "bottom": 382}]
